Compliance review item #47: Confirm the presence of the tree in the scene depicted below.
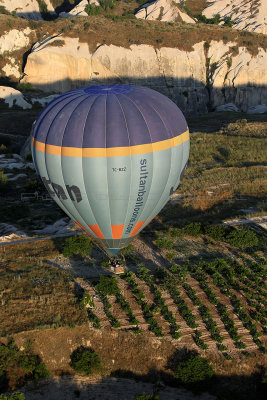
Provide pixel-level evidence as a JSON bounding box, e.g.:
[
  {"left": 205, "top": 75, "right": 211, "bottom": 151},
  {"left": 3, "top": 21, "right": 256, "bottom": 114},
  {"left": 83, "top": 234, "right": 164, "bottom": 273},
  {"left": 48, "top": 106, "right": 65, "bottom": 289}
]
[
  {"left": 70, "top": 347, "right": 102, "bottom": 375},
  {"left": 174, "top": 355, "right": 214, "bottom": 386}
]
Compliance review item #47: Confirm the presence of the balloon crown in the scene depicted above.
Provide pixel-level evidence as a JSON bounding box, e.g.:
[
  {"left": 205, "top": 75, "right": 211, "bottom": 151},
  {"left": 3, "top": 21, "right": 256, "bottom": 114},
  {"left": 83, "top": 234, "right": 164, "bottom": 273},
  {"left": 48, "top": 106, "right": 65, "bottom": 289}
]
[{"left": 83, "top": 84, "right": 132, "bottom": 95}]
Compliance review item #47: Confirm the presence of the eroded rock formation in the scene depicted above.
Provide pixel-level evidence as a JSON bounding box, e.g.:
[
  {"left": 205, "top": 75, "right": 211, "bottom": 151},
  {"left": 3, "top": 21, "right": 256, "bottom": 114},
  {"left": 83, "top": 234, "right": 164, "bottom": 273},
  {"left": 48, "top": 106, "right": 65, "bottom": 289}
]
[{"left": 21, "top": 36, "right": 267, "bottom": 114}]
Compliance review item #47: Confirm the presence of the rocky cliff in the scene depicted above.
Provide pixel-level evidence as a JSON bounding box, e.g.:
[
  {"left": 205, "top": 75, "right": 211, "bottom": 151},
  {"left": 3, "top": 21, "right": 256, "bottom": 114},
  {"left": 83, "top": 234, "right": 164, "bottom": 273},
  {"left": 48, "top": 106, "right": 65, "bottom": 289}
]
[
  {"left": 20, "top": 35, "right": 267, "bottom": 114},
  {"left": 203, "top": 0, "right": 267, "bottom": 35}
]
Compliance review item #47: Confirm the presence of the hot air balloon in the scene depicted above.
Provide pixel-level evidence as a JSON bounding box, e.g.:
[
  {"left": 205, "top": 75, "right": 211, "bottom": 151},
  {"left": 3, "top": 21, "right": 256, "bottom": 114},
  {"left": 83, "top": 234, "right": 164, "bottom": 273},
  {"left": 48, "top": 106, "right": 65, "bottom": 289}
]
[{"left": 31, "top": 85, "right": 189, "bottom": 256}]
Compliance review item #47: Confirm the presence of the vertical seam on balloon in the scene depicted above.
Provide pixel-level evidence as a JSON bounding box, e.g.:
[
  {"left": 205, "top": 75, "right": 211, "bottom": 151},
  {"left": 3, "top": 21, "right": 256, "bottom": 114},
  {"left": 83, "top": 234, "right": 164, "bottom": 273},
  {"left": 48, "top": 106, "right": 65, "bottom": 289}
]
[
  {"left": 115, "top": 94, "right": 132, "bottom": 245},
  {"left": 59, "top": 96, "right": 95, "bottom": 234},
  {"left": 34, "top": 93, "right": 81, "bottom": 140},
  {"left": 43, "top": 95, "right": 82, "bottom": 212},
  {"left": 105, "top": 93, "right": 113, "bottom": 249},
  {"left": 144, "top": 145, "right": 174, "bottom": 230},
  {"left": 122, "top": 93, "right": 154, "bottom": 225},
  {"left": 142, "top": 97, "right": 172, "bottom": 140},
  {"left": 81, "top": 95, "right": 101, "bottom": 237},
  {"left": 60, "top": 95, "right": 99, "bottom": 236}
]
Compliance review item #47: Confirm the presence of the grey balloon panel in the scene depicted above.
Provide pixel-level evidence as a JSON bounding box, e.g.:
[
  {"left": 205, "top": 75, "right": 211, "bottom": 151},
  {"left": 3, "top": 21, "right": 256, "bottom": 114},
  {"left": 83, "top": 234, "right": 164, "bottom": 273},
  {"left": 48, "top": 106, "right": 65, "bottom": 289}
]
[
  {"left": 33, "top": 148, "right": 75, "bottom": 222},
  {"left": 81, "top": 157, "right": 112, "bottom": 238},
  {"left": 61, "top": 155, "right": 97, "bottom": 226},
  {"left": 121, "top": 152, "right": 154, "bottom": 236},
  {"left": 35, "top": 148, "right": 96, "bottom": 238},
  {"left": 173, "top": 140, "right": 190, "bottom": 191},
  {"left": 106, "top": 155, "right": 131, "bottom": 225},
  {"left": 139, "top": 141, "right": 188, "bottom": 229},
  {"left": 143, "top": 143, "right": 184, "bottom": 223},
  {"left": 138, "top": 147, "right": 171, "bottom": 223}
]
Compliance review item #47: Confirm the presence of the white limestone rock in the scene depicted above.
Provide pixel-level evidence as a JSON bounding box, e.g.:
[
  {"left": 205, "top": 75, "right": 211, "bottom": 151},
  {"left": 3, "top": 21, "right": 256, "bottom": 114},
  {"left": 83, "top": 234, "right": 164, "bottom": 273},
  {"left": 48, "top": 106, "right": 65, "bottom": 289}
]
[
  {"left": 203, "top": 0, "right": 267, "bottom": 35},
  {"left": 216, "top": 103, "right": 240, "bottom": 112},
  {"left": 0, "top": 28, "right": 32, "bottom": 54},
  {"left": 59, "top": 0, "right": 100, "bottom": 18},
  {"left": 136, "top": 0, "right": 195, "bottom": 23},
  {"left": 0, "top": 0, "right": 56, "bottom": 20},
  {"left": 21, "top": 36, "right": 119, "bottom": 92},
  {"left": 0, "top": 86, "right": 32, "bottom": 109},
  {"left": 31, "top": 94, "right": 60, "bottom": 107},
  {"left": 246, "top": 104, "right": 267, "bottom": 114}
]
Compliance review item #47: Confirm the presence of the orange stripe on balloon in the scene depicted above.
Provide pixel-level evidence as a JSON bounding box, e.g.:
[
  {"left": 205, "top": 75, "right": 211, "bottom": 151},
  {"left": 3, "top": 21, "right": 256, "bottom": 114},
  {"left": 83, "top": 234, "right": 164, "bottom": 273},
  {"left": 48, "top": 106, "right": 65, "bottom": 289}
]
[
  {"left": 32, "top": 130, "right": 189, "bottom": 157},
  {"left": 88, "top": 224, "right": 104, "bottom": 239},
  {"left": 130, "top": 220, "right": 146, "bottom": 237},
  {"left": 111, "top": 224, "right": 124, "bottom": 239}
]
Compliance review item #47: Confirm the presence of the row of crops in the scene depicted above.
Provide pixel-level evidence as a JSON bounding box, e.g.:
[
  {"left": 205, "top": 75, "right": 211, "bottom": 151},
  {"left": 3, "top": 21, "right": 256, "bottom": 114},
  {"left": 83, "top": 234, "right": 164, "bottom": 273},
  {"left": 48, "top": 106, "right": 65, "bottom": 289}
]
[{"left": 84, "top": 256, "right": 266, "bottom": 358}]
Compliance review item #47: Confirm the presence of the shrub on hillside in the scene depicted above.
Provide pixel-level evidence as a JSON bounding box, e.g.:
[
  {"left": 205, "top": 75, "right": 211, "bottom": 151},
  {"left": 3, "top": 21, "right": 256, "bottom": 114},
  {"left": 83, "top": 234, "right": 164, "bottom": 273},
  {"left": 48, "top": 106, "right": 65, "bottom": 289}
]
[
  {"left": 174, "top": 355, "right": 214, "bottom": 387},
  {"left": 155, "top": 237, "right": 174, "bottom": 249},
  {"left": 0, "top": 394, "right": 25, "bottom": 400},
  {"left": 95, "top": 275, "right": 119, "bottom": 296},
  {"left": 0, "top": 339, "right": 49, "bottom": 391},
  {"left": 70, "top": 347, "right": 102, "bottom": 375},
  {"left": 225, "top": 228, "right": 258, "bottom": 248},
  {"left": 204, "top": 224, "right": 229, "bottom": 241},
  {"left": 134, "top": 393, "right": 160, "bottom": 400},
  {"left": 0, "top": 170, "right": 8, "bottom": 191},
  {"left": 62, "top": 235, "right": 93, "bottom": 258},
  {"left": 183, "top": 222, "right": 203, "bottom": 237}
]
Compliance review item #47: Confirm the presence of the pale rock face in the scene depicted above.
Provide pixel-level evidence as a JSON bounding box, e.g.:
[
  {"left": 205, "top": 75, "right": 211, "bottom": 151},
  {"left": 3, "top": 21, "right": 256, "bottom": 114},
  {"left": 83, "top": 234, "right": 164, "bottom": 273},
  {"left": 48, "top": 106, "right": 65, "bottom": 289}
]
[
  {"left": 0, "top": 86, "right": 32, "bottom": 109},
  {"left": 59, "top": 0, "right": 99, "bottom": 18},
  {"left": 0, "top": 28, "right": 32, "bottom": 54},
  {"left": 21, "top": 36, "right": 120, "bottom": 92},
  {"left": 0, "top": 0, "right": 56, "bottom": 20},
  {"left": 247, "top": 104, "right": 267, "bottom": 114},
  {"left": 2, "top": 57, "right": 21, "bottom": 79},
  {"left": 207, "top": 41, "right": 267, "bottom": 111},
  {"left": 136, "top": 0, "right": 195, "bottom": 23},
  {"left": 216, "top": 103, "right": 240, "bottom": 112},
  {"left": 203, "top": 0, "right": 267, "bottom": 35},
  {"left": 21, "top": 36, "right": 267, "bottom": 114}
]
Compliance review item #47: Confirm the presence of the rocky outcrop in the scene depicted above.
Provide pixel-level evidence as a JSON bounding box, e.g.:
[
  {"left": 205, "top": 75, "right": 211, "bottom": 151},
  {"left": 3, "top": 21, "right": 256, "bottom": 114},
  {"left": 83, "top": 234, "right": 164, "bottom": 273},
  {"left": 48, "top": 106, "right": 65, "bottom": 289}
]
[
  {"left": 0, "top": 27, "right": 33, "bottom": 80},
  {"left": 59, "top": 0, "right": 100, "bottom": 18},
  {"left": 21, "top": 36, "right": 267, "bottom": 114},
  {"left": 21, "top": 36, "right": 120, "bottom": 92},
  {"left": 0, "top": 0, "right": 56, "bottom": 20},
  {"left": 0, "top": 27, "right": 32, "bottom": 53},
  {"left": 0, "top": 86, "right": 31, "bottom": 109},
  {"left": 203, "top": 0, "right": 267, "bottom": 35},
  {"left": 136, "top": 0, "right": 195, "bottom": 23}
]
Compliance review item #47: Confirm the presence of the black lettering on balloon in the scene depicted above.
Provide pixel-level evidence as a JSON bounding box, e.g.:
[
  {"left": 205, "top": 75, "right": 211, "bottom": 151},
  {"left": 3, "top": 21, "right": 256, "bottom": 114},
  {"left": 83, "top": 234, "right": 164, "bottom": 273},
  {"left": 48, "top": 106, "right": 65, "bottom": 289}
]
[
  {"left": 66, "top": 185, "right": 82, "bottom": 203},
  {"left": 52, "top": 183, "right": 68, "bottom": 200},
  {"left": 42, "top": 177, "right": 55, "bottom": 196}
]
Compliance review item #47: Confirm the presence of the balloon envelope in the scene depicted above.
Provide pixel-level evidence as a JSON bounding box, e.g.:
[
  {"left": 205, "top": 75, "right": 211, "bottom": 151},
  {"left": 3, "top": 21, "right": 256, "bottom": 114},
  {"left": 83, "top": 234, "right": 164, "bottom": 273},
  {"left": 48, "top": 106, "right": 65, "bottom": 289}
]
[{"left": 31, "top": 85, "right": 189, "bottom": 256}]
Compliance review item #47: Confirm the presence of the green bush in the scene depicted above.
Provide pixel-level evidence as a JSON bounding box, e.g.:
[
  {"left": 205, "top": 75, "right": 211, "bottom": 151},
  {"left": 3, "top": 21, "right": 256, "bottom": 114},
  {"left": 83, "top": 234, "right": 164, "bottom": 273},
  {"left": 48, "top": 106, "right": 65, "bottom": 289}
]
[
  {"left": 225, "top": 228, "right": 258, "bottom": 248},
  {"left": 0, "top": 144, "right": 8, "bottom": 154},
  {"left": 70, "top": 347, "right": 102, "bottom": 375},
  {"left": 174, "top": 355, "right": 214, "bottom": 386},
  {"left": 0, "top": 394, "right": 25, "bottom": 400},
  {"left": 183, "top": 222, "right": 203, "bottom": 237},
  {"left": 0, "top": 170, "right": 8, "bottom": 190},
  {"left": 0, "top": 6, "right": 11, "bottom": 15},
  {"left": 155, "top": 237, "right": 174, "bottom": 249},
  {"left": 95, "top": 275, "right": 119, "bottom": 296},
  {"left": 204, "top": 225, "right": 229, "bottom": 241},
  {"left": 17, "top": 83, "right": 33, "bottom": 92},
  {"left": 0, "top": 339, "right": 49, "bottom": 391},
  {"left": 85, "top": 4, "right": 103, "bottom": 15},
  {"left": 133, "top": 393, "right": 159, "bottom": 400},
  {"left": 196, "top": 13, "right": 221, "bottom": 25},
  {"left": 62, "top": 235, "right": 93, "bottom": 258}
]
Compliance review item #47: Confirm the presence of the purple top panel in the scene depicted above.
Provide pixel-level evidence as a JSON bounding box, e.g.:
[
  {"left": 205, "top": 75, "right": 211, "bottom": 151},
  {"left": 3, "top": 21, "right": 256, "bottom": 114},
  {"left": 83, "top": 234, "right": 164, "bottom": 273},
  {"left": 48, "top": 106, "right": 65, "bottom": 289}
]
[{"left": 32, "top": 85, "right": 188, "bottom": 149}]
